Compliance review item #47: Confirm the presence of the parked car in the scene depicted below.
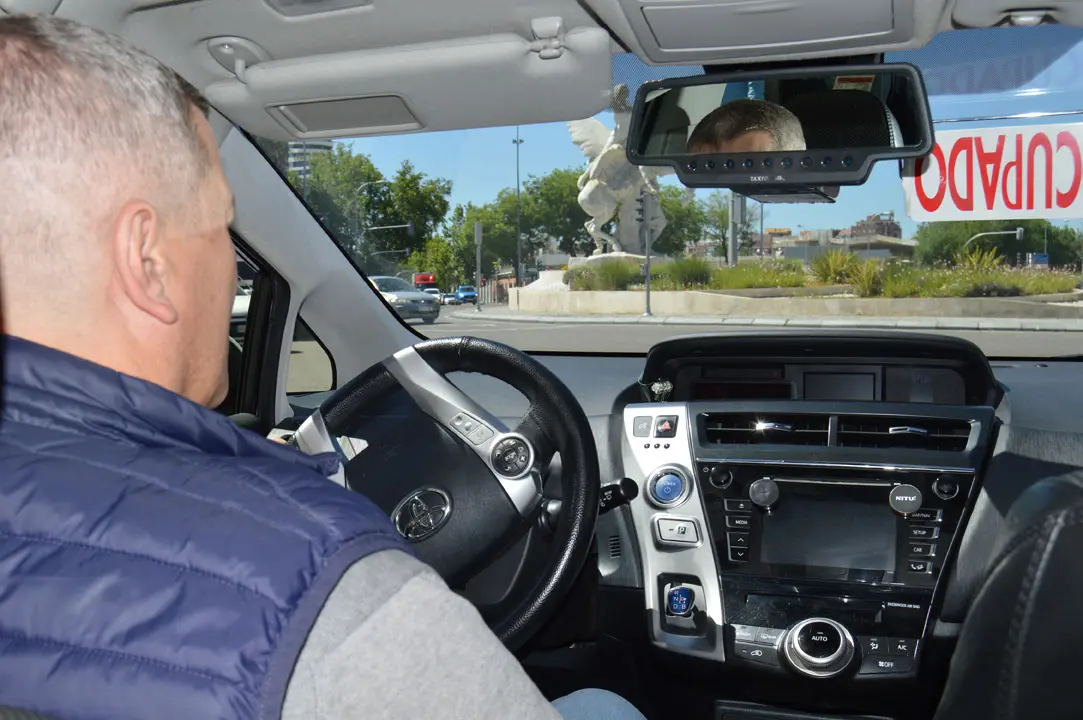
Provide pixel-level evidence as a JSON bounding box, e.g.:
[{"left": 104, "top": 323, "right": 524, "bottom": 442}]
[
  {"left": 368, "top": 275, "right": 441, "bottom": 324},
  {"left": 441, "top": 293, "right": 460, "bottom": 305},
  {"left": 422, "top": 287, "right": 442, "bottom": 299},
  {"left": 455, "top": 285, "right": 478, "bottom": 304}
]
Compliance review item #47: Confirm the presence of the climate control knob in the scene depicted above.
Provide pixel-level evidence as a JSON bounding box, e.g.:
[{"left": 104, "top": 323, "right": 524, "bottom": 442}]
[
  {"left": 748, "top": 477, "right": 779, "bottom": 510},
  {"left": 781, "top": 617, "right": 856, "bottom": 679}
]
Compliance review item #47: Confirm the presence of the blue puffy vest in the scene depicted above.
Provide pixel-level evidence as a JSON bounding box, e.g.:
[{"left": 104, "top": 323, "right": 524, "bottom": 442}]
[{"left": 0, "top": 336, "right": 410, "bottom": 720}]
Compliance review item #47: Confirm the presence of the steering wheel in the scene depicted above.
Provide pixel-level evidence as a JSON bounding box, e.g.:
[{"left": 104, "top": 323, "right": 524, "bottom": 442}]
[{"left": 292, "top": 336, "right": 600, "bottom": 651}]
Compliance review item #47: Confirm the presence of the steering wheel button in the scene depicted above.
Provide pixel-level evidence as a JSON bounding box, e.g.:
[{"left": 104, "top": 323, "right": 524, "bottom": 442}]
[
  {"left": 467, "top": 425, "right": 494, "bottom": 445},
  {"left": 491, "top": 436, "right": 533, "bottom": 477}
]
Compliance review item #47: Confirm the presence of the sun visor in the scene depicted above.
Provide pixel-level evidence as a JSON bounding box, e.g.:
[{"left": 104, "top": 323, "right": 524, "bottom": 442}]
[
  {"left": 581, "top": 0, "right": 931, "bottom": 65},
  {"left": 204, "top": 28, "right": 614, "bottom": 140}
]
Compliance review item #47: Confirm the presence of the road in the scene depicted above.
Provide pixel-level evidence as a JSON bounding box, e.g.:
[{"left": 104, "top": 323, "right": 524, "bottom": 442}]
[
  {"left": 286, "top": 310, "right": 1083, "bottom": 393},
  {"left": 416, "top": 311, "right": 1083, "bottom": 357}
]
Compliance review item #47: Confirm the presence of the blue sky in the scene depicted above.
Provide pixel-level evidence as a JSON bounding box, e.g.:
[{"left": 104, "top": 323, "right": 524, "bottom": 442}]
[{"left": 346, "top": 25, "right": 1083, "bottom": 239}]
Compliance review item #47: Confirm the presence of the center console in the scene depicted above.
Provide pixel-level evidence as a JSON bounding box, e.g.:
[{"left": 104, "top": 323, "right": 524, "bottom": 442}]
[{"left": 623, "top": 398, "right": 993, "bottom": 684}]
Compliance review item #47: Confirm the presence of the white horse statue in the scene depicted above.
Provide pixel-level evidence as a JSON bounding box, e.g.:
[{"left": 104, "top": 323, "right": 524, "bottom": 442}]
[{"left": 568, "top": 84, "right": 692, "bottom": 255}]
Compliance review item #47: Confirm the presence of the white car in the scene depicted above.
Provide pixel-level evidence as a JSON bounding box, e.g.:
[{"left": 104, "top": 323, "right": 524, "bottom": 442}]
[{"left": 368, "top": 275, "right": 441, "bottom": 324}]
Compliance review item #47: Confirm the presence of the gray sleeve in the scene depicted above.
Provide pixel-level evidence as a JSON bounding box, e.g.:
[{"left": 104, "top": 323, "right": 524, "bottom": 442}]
[{"left": 282, "top": 549, "right": 564, "bottom": 720}]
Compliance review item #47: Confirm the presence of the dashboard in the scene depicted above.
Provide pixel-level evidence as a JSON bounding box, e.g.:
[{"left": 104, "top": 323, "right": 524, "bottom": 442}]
[
  {"left": 619, "top": 332, "right": 1000, "bottom": 688},
  {"left": 287, "top": 329, "right": 1083, "bottom": 717}
]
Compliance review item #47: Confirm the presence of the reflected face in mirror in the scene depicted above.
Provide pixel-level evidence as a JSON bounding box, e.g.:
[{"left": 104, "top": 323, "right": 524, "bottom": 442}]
[{"left": 687, "top": 99, "right": 807, "bottom": 154}]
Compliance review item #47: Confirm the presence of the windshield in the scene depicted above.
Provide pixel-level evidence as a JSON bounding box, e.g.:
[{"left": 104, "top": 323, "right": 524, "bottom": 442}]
[
  {"left": 371, "top": 276, "right": 413, "bottom": 293},
  {"left": 255, "top": 25, "right": 1083, "bottom": 358}
]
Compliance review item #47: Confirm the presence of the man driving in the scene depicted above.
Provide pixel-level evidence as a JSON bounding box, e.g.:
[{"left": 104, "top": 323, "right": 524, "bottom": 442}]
[
  {"left": 687, "top": 98, "right": 806, "bottom": 153},
  {"left": 0, "top": 14, "right": 646, "bottom": 720}
]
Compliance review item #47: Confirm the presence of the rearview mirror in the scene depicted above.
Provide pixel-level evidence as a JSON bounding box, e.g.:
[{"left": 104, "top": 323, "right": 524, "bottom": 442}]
[{"left": 626, "top": 63, "right": 934, "bottom": 199}]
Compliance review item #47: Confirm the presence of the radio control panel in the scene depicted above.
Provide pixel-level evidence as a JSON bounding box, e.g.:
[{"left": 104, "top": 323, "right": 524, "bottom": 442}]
[
  {"left": 698, "top": 461, "right": 973, "bottom": 589},
  {"left": 622, "top": 401, "right": 985, "bottom": 681}
]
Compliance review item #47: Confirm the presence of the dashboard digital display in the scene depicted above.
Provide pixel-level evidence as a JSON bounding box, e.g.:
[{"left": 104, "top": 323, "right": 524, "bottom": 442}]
[
  {"left": 692, "top": 381, "right": 793, "bottom": 400},
  {"left": 803, "top": 372, "right": 877, "bottom": 401},
  {"left": 760, "top": 497, "right": 898, "bottom": 573}
]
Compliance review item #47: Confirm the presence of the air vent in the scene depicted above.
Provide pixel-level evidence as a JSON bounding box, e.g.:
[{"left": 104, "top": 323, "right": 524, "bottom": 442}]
[
  {"left": 608, "top": 535, "right": 622, "bottom": 559},
  {"left": 702, "top": 413, "right": 830, "bottom": 446},
  {"left": 837, "top": 416, "right": 972, "bottom": 452}
]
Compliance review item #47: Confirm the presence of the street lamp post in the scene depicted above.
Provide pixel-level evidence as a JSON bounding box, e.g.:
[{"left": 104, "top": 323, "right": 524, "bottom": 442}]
[{"left": 513, "top": 128, "right": 525, "bottom": 287}]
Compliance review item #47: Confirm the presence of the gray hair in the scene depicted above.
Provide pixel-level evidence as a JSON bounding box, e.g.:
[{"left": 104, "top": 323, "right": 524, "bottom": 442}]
[
  {"left": 0, "top": 13, "right": 210, "bottom": 278},
  {"left": 688, "top": 99, "right": 806, "bottom": 153}
]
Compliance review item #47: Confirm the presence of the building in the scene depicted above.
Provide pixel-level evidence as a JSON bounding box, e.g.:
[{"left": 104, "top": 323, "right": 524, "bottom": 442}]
[
  {"left": 287, "top": 140, "right": 333, "bottom": 180},
  {"left": 850, "top": 211, "right": 902, "bottom": 240}
]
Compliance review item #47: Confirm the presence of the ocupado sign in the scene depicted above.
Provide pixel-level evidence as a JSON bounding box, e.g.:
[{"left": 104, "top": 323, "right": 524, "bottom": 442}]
[{"left": 902, "top": 123, "right": 1083, "bottom": 221}]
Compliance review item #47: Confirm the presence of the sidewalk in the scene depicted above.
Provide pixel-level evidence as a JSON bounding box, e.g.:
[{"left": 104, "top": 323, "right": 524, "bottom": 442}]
[{"left": 453, "top": 306, "right": 1083, "bottom": 332}]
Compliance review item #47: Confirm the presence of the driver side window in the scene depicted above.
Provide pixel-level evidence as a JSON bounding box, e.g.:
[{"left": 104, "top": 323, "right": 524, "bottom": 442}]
[{"left": 230, "top": 255, "right": 335, "bottom": 398}]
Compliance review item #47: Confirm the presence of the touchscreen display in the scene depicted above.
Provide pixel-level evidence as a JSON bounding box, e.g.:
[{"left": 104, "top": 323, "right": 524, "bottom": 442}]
[{"left": 760, "top": 497, "right": 897, "bottom": 573}]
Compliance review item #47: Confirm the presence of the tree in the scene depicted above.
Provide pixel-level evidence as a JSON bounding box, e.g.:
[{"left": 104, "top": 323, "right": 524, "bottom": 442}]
[
  {"left": 739, "top": 201, "right": 767, "bottom": 256},
  {"left": 370, "top": 160, "right": 452, "bottom": 256},
  {"left": 297, "top": 146, "right": 453, "bottom": 262},
  {"left": 407, "top": 236, "right": 472, "bottom": 291},
  {"left": 700, "top": 190, "right": 729, "bottom": 256},
  {"left": 302, "top": 144, "right": 384, "bottom": 255},
  {"left": 915, "top": 219, "right": 1082, "bottom": 267},
  {"left": 520, "top": 167, "right": 593, "bottom": 255},
  {"left": 653, "top": 185, "right": 705, "bottom": 256},
  {"left": 253, "top": 136, "right": 290, "bottom": 175}
]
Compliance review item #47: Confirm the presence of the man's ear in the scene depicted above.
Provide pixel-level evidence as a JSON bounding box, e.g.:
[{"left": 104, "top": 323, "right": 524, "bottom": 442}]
[{"left": 111, "top": 200, "right": 179, "bottom": 325}]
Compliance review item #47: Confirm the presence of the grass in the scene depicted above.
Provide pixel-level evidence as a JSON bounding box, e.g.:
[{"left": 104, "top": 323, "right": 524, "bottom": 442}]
[{"left": 563, "top": 249, "right": 1081, "bottom": 299}]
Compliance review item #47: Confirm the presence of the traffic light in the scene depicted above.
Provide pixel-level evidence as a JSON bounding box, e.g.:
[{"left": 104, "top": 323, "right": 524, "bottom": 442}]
[
  {"left": 635, "top": 194, "right": 645, "bottom": 223},
  {"left": 406, "top": 220, "right": 415, "bottom": 237},
  {"left": 1016, "top": 227, "right": 1024, "bottom": 242}
]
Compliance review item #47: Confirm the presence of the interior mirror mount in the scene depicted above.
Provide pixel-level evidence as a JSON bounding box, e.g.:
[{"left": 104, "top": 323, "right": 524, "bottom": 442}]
[{"left": 625, "top": 63, "right": 934, "bottom": 200}]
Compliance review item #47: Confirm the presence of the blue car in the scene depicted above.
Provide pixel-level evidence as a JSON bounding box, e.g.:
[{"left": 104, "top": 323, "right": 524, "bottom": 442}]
[{"left": 455, "top": 285, "right": 478, "bottom": 304}]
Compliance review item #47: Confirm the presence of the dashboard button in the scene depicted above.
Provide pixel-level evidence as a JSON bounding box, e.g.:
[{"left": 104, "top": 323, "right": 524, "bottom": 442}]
[
  {"left": 860, "top": 636, "right": 886, "bottom": 655},
  {"left": 709, "top": 466, "right": 734, "bottom": 489},
  {"left": 796, "top": 621, "right": 843, "bottom": 661},
  {"left": 906, "top": 559, "right": 932, "bottom": 574},
  {"left": 755, "top": 627, "right": 785, "bottom": 646},
  {"left": 655, "top": 416, "right": 679, "bottom": 438},
  {"left": 728, "top": 532, "right": 749, "bottom": 547},
  {"left": 733, "top": 625, "right": 759, "bottom": 642},
  {"left": 729, "top": 547, "right": 750, "bottom": 562},
  {"left": 908, "top": 509, "right": 942, "bottom": 523},
  {"left": 734, "top": 641, "right": 779, "bottom": 667},
  {"left": 666, "top": 585, "right": 695, "bottom": 616},
  {"left": 909, "top": 525, "right": 939, "bottom": 540},
  {"left": 933, "top": 477, "right": 961, "bottom": 500},
  {"left": 891, "top": 638, "right": 915, "bottom": 657},
  {"left": 889, "top": 484, "right": 924, "bottom": 515},
  {"left": 632, "top": 416, "right": 652, "bottom": 437},
  {"left": 725, "top": 499, "right": 752, "bottom": 512},
  {"left": 908, "top": 542, "right": 935, "bottom": 557},
  {"left": 726, "top": 516, "right": 751, "bottom": 529},
  {"left": 656, "top": 518, "right": 699, "bottom": 545},
  {"left": 649, "top": 472, "right": 686, "bottom": 506},
  {"left": 859, "top": 655, "right": 913, "bottom": 675}
]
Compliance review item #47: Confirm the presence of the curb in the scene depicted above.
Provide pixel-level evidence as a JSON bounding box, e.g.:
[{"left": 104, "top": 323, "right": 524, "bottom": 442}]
[{"left": 452, "top": 309, "right": 1083, "bottom": 332}]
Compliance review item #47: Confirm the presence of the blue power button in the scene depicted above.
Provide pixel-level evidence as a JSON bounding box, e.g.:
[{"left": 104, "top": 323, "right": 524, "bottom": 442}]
[
  {"left": 667, "top": 585, "right": 695, "bottom": 616},
  {"left": 650, "top": 472, "right": 685, "bottom": 505}
]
